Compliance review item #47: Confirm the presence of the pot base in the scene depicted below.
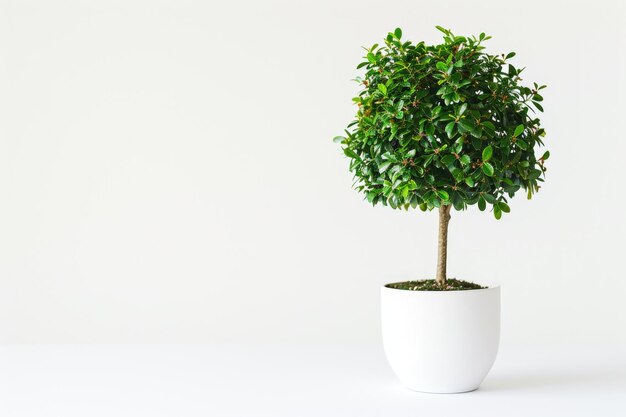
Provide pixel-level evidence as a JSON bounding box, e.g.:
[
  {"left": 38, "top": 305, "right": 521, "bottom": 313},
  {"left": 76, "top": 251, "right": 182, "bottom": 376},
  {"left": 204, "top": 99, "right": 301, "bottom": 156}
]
[{"left": 405, "top": 385, "right": 479, "bottom": 394}]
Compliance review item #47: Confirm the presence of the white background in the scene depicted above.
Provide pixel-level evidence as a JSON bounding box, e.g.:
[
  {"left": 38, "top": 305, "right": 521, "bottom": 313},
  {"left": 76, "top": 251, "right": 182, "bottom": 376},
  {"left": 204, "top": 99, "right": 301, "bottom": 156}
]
[{"left": 1, "top": 0, "right": 626, "bottom": 414}]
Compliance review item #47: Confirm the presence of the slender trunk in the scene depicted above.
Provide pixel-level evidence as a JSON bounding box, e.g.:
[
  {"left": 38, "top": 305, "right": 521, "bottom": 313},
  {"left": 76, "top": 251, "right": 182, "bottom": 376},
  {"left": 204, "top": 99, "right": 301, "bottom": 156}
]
[{"left": 436, "top": 204, "right": 452, "bottom": 285}]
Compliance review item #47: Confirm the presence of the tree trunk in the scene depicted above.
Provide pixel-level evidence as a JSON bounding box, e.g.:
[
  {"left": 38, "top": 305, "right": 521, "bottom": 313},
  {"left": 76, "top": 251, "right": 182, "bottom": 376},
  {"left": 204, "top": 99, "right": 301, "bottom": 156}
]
[{"left": 436, "top": 204, "right": 452, "bottom": 286}]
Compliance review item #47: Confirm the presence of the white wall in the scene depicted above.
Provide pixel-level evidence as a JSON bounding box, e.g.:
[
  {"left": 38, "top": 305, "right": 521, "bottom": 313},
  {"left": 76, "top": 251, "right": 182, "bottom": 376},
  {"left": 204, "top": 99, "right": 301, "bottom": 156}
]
[{"left": 1, "top": 0, "right": 625, "bottom": 346}]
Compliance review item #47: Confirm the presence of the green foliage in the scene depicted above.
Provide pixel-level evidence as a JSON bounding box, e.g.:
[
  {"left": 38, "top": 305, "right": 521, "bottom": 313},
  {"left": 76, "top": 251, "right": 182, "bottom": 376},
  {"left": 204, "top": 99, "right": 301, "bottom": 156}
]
[{"left": 335, "top": 27, "right": 548, "bottom": 219}]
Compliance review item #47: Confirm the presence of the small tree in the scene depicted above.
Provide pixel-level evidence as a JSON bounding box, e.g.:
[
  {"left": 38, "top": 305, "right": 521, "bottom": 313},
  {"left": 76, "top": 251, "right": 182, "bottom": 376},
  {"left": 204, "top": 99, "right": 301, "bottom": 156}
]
[{"left": 335, "top": 27, "right": 548, "bottom": 286}]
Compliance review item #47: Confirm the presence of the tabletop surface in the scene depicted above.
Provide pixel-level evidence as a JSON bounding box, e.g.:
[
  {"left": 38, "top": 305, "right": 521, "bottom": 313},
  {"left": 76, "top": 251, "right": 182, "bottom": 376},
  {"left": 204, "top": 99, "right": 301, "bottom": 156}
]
[{"left": 1, "top": 343, "right": 625, "bottom": 417}]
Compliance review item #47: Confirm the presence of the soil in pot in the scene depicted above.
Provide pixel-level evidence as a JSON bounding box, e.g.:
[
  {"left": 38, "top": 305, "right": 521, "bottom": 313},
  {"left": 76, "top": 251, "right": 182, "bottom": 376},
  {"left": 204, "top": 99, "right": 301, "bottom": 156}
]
[{"left": 386, "top": 278, "right": 486, "bottom": 291}]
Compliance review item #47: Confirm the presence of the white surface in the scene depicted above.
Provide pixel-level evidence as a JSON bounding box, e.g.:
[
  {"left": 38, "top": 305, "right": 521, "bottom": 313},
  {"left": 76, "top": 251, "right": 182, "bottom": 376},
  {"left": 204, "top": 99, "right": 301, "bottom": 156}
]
[
  {"left": 382, "top": 285, "right": 500, "bottom": 392},
  {"left": 1, "top": 343, "right": 625, "bottom": 417},
  {"left": 1, "top": 0, "right": 626, "bottom": 348}
]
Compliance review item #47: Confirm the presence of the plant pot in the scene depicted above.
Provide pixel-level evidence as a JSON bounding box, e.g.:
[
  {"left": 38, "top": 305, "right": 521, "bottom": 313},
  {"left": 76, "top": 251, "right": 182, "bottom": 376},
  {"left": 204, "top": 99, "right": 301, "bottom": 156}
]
[{"left": 381, "top": 283, "right": 500, "bottom": 393}]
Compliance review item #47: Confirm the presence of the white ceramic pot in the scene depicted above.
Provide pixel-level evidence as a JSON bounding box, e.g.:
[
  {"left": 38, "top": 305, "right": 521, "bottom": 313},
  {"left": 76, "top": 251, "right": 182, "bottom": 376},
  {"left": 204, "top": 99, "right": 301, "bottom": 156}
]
[{"left": 381, "top": 283, "right": 500, "bottom": 393}]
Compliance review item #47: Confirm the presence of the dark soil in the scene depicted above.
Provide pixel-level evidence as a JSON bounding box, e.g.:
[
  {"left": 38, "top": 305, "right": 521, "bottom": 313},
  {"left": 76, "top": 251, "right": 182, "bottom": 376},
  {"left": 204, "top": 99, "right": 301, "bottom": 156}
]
[{"left": 386, "top": 278, "right": 486, "bottom": 291}]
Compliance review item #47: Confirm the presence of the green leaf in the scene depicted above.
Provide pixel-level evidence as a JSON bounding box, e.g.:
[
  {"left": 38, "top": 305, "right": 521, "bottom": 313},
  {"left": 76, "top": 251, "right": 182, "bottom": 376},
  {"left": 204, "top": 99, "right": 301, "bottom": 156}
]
[
  {"left": 451, "top": 168, "right": 464, "bottom": 183},
  {"left": 464, "top": 177, "right": 475, "bottom": 187},
  {"left": 516, "top": 140, "right": 528, "bottom": 150},
  {"left": 378, "top": 161, "right": 392, "bottom": 173},
  {"left": 478, "top": 197, "right": 486, "bottom": 211},
  {"left": 506, "top": 52, "right": 516, "bottom": 59},
  {"left": 436, "top": 62, "right": 448, "bottom": 71},
  {"left": 482, "top": 162, "right": 494, "bottom": 176},
  {"left": 460, "top": 155, "right": 471, "bottom": 165},
  {"left": 343, "top": 148, "right": 359, "bottom": 159},
  {"left": 333, "top": 136, "right": 345, "bottom": 143},
  {"left": 458, "top": 120, "right": 475, "bottom": 134},
  {"left": 482, "top": 145, "right": 493, "bottom": 162},
  {"left": 541, "top": 150, "right": 550, "bottom": 160},
  {"left": 445, "top": 121, "right": 456, "bottom": 138},
  {"left": 378, "top": 84, "right": 387, "bottom": 95},
  {"left": 513, "top": 124, "right": 525, "bottom": 137},
  {"left": 508, "top": 64, "right": 517, "bottom": 76},
  {"left": 482, "top": 121, "right": 495, "bottom": 131},
  {"left": 498, "top": 201, "right": 510, "bottom": 213},
  {"left": 441, "top": 154, "right": 456, "bottom": 166},
  {"left": 483, "top": 194, "right": 497, "bottom": 204},
  {"left": 528, "top": 169, "right": 542, "bottom": 180},
  {"left": 437, "top": 190, "right": 449, "bottom": 201},
  {"left": 494, "top": 205, "right": 502, "bottom": 220},
  {"left": 394, "top": 28, "right": 402, "bottom": 39},
  {"left": 366, "top": 191, "right": 377, "bottom": 203},
  {"left": 470, "top": 126, "right": 483, "bottom": 138}
]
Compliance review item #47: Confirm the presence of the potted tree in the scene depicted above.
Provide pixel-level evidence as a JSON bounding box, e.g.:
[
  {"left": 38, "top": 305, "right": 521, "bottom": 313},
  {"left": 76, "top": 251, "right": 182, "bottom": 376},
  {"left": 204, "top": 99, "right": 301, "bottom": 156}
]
[{"left": 335, "top": 27, "right": 548, "bottom": 393}]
